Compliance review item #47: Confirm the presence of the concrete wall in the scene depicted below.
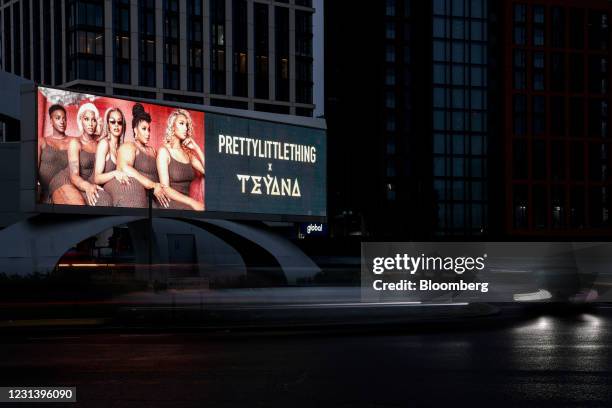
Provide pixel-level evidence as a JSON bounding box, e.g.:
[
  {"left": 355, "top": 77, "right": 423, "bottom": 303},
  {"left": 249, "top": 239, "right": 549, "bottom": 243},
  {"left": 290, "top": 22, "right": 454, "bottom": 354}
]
[{"left": 0, "top": 143, "right": 27, "bottom": 228}]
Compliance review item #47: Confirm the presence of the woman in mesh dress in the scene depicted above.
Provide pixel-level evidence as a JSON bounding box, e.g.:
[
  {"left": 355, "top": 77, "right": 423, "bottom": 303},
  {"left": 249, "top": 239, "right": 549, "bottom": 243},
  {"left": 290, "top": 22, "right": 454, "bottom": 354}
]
[
  {"left": 38, "top": 104, "right": 71, "bottom": 203},
  {"left": 50, "top": 103, "right": 113, "bottom": 207},
  {"left": 156, "top": 109, "right": 204, "bottom": 211},
  {"left": 109, "top": 103, "right": 170, "bottom": 208},
  {"left": 92, "top": 107, "right": 131, "bottom": 205}
]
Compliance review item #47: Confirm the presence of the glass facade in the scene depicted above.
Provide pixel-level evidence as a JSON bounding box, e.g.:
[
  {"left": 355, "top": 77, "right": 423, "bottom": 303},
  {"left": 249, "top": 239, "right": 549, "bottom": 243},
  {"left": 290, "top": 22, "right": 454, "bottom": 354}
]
[
  {"left": 113, "top": 0, "right": 130, "bottom": 84},
  {"left": 233, "top": 0, "right": 248, "bottom": 97},
  {"left": 23, "top": 0, "right": 29, "bottom": 79},
  {"left": 42, "top": 0, "right": 50, "bottom": 83},
  {"left": 0, "top": 9, "right": 5, "bottom": 71},
  {"left": 254, "top": 2, "right": 269, "bottom": 99},
  {"left": 139, "top": 0, "right": 156, "bottom": 87},
  {"left": 12, "top": 0, "right": 19, "bottom": 76},
  {"left": 187, "top": 0, "right": 203, "bottom": 92},
  {"left": 510, "top": 2, "right": 612, "bottom": 232},
  {"left": 275, "top": 6, "right": 289, "bottom": 101},
  {"left": 54, "top": 0, "right": 63, "bottom": 84},
  {"left": 163, "top": 0, "right": 180, "bottom": 89},
  {"left": 0, "top": 0, "right": 317, "bottom": 120},
  {"left": 383, "top": 0, "right": 412, "bottom": 205},
  {"left": 295, "top": 9, "right": 313, "bottom": 104},
  {"left": 210, "top": 0, "right": 226, "bottom": 95},
  {"left": 32, "top": 0, "right": 40, "bottom": 82},
  {"left": 67, "top": 0, "right": 105, "bottom": 82},
  {"left": 433, "top": 0, "right": 488, "bottom": 235}
]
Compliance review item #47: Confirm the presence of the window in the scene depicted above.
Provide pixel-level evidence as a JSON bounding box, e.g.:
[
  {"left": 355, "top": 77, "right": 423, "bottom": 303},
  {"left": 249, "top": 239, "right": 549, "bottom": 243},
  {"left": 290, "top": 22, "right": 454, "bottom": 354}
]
[
  {"left": 139, "top": 0, "right": 156, "bottom": 87},
  {"left": 386, "top": 67, "right": 396, "bottom": 86},
  {"left": 295, "top": 10, "right": 313, "bottom": 104},
  {"left": 513, "top": 185, "right": 528, "bottom": 228},
  {"left": 551, "top": 7, "right": 565, "bottom": 48},
  {"left": 570, "top": 97, "right": 584, "bottom": 137},
  {"left": 513, "top": 94, "right": 527, "bottom": 136},
  {"left": 233, "top": 0, "right": 248, "bottom": 96},
  {"left": 113, "top": 0, "right": 130, "bottom": 84},
  {"left": 386, "top": 0, "right": 395, "bottom": 16},
  {"left": 513, "top": 140, "right": 528, "bottom": 179},
  {"left": 514, "top": 4, "right": 526, "bottom": 45},
  {"left": 514, "top": 4, "right": 526, "bottom": 23},
  {"left": 533, "top": 140, "right": 547, "bottom": 180},
  {"left": 551, "top": 142, "right": 565, "bottom": 181},
  {"left": 164, "top": 0, "right": 180, "bottom": 89},
  {"left": 568, "top": 54, "right": 584, "bottom": 93},
  {"left": 570, "top": 10, "right": 585, "bottom": 49},
  {"left": 513, "top": 50, "right": 526, "bottom": 90},
  {"left": 533, "top": 52, "right": 545, "bottom": 91},
  {"left": 385, "top": 91, "right": 396, "bottom": 109},
  {"left": 186, "top": 1, "right": 204, "bottom": 92},
  {"left": 386, "top": 22, "right": 396, "bottom": 40},
  {"left": 211, "top": 0, "right": 227, "bottom": 94},
  {"left": 275, "top": 6, "right": 289, "bottom": 101}
]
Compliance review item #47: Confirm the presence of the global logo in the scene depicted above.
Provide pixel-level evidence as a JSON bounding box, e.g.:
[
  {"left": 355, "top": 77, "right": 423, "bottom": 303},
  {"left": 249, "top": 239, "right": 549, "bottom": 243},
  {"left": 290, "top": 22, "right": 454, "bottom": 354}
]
[{"left": 306, "top": 224, "right": 324, "bottom": 234}]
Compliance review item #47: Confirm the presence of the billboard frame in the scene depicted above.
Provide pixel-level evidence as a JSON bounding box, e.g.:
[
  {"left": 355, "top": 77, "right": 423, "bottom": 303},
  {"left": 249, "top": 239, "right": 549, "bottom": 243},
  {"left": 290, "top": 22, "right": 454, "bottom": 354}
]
[{"left": 21, "top": 83, "right": 327, "bottom": 223}]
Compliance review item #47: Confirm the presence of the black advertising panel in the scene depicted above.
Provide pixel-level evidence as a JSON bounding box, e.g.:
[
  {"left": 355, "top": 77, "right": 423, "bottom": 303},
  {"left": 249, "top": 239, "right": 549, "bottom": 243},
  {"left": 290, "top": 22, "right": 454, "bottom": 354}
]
[{"left": 205, "top": 113, "right": 326, "bottom": 217}]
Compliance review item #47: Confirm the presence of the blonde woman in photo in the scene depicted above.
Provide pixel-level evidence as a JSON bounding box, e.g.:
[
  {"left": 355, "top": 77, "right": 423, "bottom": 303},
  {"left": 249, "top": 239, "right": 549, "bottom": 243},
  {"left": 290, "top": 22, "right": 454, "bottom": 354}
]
[{"left": 156, "top": 109, "right": 204, "bottom": 211}]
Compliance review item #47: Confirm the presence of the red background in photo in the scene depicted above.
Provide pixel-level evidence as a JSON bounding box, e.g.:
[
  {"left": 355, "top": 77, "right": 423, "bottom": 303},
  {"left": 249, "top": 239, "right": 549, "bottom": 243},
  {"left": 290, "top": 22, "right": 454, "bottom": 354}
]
[{"left": 37, "top": 90, "right": 205, "bottom": 207}]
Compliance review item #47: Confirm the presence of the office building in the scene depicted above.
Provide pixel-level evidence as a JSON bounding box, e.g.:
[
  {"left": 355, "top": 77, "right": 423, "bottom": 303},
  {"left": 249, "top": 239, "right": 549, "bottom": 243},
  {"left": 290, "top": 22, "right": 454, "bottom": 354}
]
[
  {"left": 326, "top": 0, "right": 489, "bottom": 238},
  {"left": 498, "top": 0, "right": 612, "bottom": 237},
  {"left": 0, "top": 0, "right": 321, "bottom": 117},
  {"left": 326, "top": 0, "right": 612, "bottom": 239}
]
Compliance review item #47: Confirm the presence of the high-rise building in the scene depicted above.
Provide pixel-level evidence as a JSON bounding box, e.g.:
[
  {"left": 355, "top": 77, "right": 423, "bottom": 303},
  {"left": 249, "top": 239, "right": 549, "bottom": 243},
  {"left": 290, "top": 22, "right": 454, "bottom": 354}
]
[
  {"left": 431, "top": 0, "right": 489, "bottom": 237},
  {"left": 326, "top": 0, "right": 612, "bottom": 239},
  {"left": 0, "top": 0, "right": 321, "bottom": 117},
  {"left": 326, "top": 0, "right": 489, "bottom": 239},
  {"left": 498, "top": 0, "right": 612, "bottom": 237}
]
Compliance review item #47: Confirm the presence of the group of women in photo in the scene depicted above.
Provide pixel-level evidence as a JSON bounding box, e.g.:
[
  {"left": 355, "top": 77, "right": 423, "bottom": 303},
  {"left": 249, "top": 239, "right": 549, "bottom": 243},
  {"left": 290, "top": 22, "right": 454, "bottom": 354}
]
[{"left": 37, "top": 102, "right": 205, "bottom": 211}]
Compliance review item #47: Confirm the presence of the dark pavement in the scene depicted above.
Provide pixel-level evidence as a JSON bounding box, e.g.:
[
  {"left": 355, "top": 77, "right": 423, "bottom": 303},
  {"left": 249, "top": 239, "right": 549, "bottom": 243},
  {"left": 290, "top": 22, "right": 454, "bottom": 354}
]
[{"left": 1, "top": 305, "right": 612, "bottom": 407}]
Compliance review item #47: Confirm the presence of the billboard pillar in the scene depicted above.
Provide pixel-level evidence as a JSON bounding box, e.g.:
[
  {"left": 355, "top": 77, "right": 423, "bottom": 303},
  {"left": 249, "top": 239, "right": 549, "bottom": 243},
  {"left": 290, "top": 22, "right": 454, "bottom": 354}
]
[{"left": 148, "top": 189, "right": 153, "bottom": 283}]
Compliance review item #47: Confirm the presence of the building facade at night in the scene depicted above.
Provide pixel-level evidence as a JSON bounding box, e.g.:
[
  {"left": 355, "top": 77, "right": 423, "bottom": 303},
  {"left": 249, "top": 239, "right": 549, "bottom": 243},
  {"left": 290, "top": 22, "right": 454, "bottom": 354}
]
[
  {"left": 497, "top": 0, "right": 612, "bottom": 238},
  {"left": 0, "top": 0, "right": 325, "bottom": 283},
  {"left": 326, "top": 0, "right": 612, "bottom": 239},
  {"left": 0, "top": 0, "right": 321, "bottom": 117},
  {"left": 326, "top": 0, "right": 489, "bottom": 239}
]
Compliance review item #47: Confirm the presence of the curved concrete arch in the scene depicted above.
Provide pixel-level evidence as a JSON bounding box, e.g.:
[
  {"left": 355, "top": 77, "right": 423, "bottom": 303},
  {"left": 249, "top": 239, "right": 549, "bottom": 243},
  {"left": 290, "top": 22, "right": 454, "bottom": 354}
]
[
  {"left": 0, "top": 215, "right": 145, "bottom": 276},
  {"left": 128, "top": 218, "right": 248, "bottom": 284},
  {"left": 198, "top": 220, "right": 321, "bottom": 284},
  {"left": 0, "top": 215, "right": 319, "bottom": 284}
]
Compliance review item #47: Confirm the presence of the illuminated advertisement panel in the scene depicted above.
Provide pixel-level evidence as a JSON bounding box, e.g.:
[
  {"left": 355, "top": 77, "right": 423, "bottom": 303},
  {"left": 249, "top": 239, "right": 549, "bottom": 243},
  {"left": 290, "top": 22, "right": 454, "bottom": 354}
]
[
  {"left": 35, "top": 86, "right": 326, "bottom": 218},
  {"left": 205, "top": 114, "right": 326, "bottom": 216}
]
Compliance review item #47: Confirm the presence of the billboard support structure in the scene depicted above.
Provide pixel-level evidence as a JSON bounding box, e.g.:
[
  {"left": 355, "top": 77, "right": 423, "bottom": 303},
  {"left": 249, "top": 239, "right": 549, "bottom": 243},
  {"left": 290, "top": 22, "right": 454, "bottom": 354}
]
[{"left": 148, "top": 189, "right": 153, "bottom": 282}]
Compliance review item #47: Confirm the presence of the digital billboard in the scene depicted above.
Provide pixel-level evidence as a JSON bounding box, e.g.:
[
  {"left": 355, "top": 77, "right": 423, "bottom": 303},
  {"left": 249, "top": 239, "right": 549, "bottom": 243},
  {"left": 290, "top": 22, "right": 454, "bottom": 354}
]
[{"left": 35, "top": 86, "right": 326, "bottom": 219}]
